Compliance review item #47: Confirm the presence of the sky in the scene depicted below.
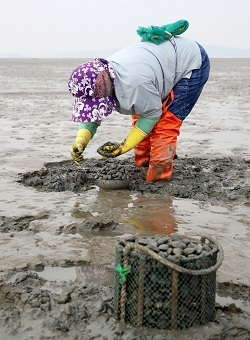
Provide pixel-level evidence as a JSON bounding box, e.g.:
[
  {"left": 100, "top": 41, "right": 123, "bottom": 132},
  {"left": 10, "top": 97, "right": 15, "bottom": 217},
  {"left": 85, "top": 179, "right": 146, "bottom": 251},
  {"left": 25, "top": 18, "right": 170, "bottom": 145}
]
[{"left": 1, "top": 0, "right": 250, "bottom": 58}]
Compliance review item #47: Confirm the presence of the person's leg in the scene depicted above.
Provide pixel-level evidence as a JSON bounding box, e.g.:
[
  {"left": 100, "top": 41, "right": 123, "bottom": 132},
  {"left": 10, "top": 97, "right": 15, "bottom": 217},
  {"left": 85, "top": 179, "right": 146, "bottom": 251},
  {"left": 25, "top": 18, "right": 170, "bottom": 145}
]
[
  {"left": 132, "top": 114, "right": 151, "bottom": 167},
  {"left": 168, "top": 43, "right": 210, "bottom": 121},
  {"left": 146, "top": 104, "right": 182, "bottom": 181},
  {"left": 146, "top": 44, "right": 210, "bottom": 182}
]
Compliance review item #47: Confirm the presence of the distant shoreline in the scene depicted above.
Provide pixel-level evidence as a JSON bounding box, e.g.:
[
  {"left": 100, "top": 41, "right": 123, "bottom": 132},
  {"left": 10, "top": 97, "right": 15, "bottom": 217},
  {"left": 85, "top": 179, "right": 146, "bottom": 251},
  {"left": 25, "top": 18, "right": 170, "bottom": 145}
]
[{"left": 1, "top": 57, "right": 250, "bottom": 60}]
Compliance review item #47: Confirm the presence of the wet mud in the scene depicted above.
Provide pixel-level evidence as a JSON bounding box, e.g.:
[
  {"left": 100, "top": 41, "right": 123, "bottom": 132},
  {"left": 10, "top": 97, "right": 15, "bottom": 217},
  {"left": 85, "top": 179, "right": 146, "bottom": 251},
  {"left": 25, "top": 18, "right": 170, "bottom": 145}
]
[
  {"left": 1, "top": 58, "right": 250, "bottom": 339},
  {"left": 0, "top": 271, "right": 250, "bottom": 340},
  {"left": 0, "top": 157, "right": 249, "bottom": 339}
]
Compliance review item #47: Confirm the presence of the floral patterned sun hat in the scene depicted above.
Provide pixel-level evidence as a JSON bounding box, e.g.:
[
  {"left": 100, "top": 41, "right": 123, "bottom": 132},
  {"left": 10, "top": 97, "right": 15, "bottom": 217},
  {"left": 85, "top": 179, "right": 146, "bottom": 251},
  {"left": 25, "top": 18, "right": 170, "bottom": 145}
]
[{"left": 68, "top": 58, "right": 116, "bottom": 122}]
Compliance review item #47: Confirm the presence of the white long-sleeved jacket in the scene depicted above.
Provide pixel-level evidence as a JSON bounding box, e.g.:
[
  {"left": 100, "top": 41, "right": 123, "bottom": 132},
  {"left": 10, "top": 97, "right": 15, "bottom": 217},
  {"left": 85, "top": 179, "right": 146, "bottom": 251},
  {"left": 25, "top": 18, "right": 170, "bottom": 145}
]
[{"left": 107, "top": 37, "right": 202, "bottom": 119}]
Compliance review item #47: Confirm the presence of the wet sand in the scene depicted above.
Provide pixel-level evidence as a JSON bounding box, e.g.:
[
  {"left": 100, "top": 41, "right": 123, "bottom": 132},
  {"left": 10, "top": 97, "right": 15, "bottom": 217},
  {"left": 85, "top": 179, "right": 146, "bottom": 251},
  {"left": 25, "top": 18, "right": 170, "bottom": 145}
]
[{"left": 0, "top": 58, "right": 249, "bottom": 339}]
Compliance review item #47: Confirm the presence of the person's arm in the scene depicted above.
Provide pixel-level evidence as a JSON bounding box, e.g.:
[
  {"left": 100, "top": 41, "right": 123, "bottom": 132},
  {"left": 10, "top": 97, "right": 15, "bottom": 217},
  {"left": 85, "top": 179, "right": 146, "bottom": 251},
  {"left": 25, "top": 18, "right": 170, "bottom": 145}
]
[
  {"left": 97, "top": 116, "right": 159, "bottom": 158},
  {"left": 136, "top": 115, "right": 159, "bottom": 134},
  {"left": 97, "top": 82, "right": 161, "bottom": 158},
  {"left": 70, "top": 122, "right": 100, "bottom": 165}
]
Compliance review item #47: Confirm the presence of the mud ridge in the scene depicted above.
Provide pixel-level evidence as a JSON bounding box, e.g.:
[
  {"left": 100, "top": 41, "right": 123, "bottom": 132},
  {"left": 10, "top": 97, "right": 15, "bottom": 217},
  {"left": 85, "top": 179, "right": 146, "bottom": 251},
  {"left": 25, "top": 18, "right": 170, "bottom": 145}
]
[{"left": 19, "top": 157, "right": 250, "bottom": 203}]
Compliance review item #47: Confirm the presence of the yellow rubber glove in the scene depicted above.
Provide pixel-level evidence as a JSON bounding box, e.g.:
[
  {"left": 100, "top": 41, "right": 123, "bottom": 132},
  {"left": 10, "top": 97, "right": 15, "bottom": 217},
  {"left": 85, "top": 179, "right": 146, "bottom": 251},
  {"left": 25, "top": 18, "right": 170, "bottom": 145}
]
[
  {"left": 70, "top": 129, "right": 92, "bottom": 165},
  {"left": 97, "top": 126, "right": 147, "bottom": 158}
]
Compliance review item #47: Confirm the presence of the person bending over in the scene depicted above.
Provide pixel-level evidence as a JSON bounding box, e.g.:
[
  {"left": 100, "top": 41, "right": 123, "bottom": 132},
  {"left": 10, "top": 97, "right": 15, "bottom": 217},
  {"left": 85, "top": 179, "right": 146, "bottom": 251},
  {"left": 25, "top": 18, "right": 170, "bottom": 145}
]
[{"left": 68, "top": 20, "right": 210, "bottom": 182}]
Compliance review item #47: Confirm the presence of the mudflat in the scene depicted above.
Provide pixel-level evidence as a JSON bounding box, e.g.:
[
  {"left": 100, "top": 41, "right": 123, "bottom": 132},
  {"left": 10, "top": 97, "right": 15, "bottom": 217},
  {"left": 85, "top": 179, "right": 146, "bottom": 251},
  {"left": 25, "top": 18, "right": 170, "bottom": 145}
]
[{"left": 0, "top": 58, "right": 249, "bottom": 339}]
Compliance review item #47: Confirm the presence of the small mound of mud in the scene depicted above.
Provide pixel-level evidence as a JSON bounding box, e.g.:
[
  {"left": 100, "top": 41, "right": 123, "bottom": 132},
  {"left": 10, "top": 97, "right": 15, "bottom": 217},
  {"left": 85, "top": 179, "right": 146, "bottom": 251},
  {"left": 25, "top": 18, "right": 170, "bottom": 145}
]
[
  {"left": 18, "top": 157, "right": 250, "bottom": 202},
  {"left": 19, "top": 161, "right": 89, "bottom": 192},
  {"left": 0, "top": 213, "right": 49, "bottom": 233}
]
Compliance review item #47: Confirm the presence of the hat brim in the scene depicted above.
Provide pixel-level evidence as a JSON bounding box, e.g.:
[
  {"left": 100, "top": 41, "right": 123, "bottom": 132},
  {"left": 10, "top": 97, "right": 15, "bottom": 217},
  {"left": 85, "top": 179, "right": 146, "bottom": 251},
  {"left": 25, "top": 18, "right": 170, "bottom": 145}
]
[{"left": 72, "top": 96, "right": 116, "bottom": 122}]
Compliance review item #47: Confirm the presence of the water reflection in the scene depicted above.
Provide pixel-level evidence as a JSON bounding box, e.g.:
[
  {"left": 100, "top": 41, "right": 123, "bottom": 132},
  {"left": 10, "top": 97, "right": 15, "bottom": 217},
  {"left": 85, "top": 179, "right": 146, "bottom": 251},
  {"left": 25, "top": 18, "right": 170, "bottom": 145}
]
[
  {"left": 124, "top": 194, "right": 178, "bottom": 236},
  {"left": 72, "top": 188, "right": 179, "bottom": 237}
]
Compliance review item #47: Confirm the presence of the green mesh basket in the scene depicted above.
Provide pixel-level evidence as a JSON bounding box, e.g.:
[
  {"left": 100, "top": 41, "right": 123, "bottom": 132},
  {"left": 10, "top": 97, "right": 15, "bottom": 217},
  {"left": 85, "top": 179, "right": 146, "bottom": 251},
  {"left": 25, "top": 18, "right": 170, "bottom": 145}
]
[{"left": 114, "top": 234, "right": 223, "bottom": 330}]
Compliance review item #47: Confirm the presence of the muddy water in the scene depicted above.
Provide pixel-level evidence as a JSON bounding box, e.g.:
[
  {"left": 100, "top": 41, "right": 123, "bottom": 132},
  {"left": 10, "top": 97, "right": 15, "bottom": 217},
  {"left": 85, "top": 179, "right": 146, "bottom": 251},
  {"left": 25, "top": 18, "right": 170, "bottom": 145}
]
[{"left": 0, "top": 58, "right": 250, "bottom": 339}]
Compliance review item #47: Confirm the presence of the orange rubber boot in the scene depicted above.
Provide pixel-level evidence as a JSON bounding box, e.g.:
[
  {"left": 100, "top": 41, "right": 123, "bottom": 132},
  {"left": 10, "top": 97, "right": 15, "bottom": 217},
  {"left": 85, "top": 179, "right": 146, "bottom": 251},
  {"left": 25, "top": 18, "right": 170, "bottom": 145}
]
[
  {"left": 132, "top": 114, "right": 151, "bottom": 167},
  {"left": 146, "top": 109, "right": 182, "bottom": 182}
]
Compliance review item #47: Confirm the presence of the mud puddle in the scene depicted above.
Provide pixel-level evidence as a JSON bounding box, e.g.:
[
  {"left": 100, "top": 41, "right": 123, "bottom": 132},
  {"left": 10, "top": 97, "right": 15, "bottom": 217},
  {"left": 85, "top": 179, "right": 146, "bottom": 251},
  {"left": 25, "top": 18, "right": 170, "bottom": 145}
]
[
  {"left": 216, "top": 290, "right": 250, "bottom": 314},
  {"left": 7, "top": 264, "right": 114, "bottom": 286}
]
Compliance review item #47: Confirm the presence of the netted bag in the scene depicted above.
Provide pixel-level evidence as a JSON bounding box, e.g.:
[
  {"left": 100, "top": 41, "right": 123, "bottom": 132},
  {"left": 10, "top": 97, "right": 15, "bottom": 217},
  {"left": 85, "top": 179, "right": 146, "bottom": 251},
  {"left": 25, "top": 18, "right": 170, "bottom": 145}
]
[{"left": 114, "top": 233, "right": 223, "bottom": 330}]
